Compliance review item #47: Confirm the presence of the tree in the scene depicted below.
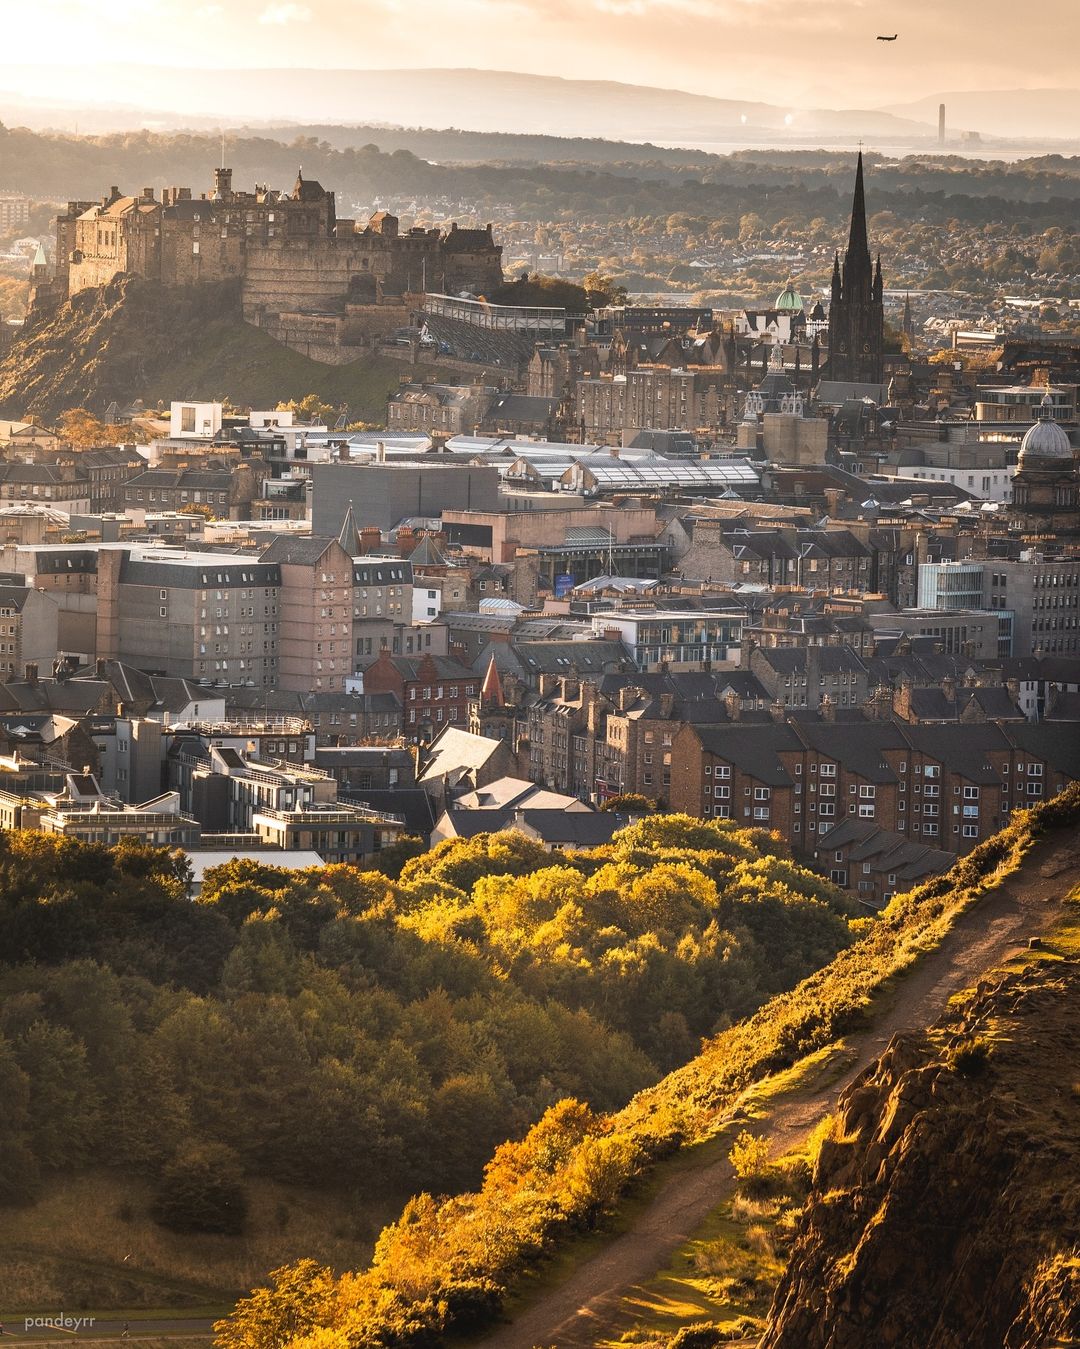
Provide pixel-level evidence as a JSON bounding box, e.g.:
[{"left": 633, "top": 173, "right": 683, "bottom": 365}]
[
  {"left": 215, "top": 1260, "right": 338, "bottom": 1349},
  {"left": 276, "top": 394, "right": 337, "bottom": 425},
  {"left": 152, "top": 1140, "right": 248, "bottom": 1234},
  {"left": 57, "top": 408, "right": 113, "bottom": 448},
  {"left": 599, "top": 794, "right": 655, "bottom": 816},
  {"left": 582, "top": 271, "right": 628, "bottom": 308},
  {"left": 179, "top": 502, "right": 215, "bottom": 521}
]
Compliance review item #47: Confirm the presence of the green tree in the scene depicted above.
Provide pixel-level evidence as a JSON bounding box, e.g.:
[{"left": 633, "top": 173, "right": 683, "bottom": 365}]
[{"left": 152, "top": 1140, "right": 248, "bottom": 1234}]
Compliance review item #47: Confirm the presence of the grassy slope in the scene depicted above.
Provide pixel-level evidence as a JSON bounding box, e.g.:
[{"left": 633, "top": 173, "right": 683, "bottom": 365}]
[
  {"left": 0, "top": 276, "right": 457, "bottom": 422},
  {"left": 0, "top": 1171, "right": 398, "bottom": 1321}
]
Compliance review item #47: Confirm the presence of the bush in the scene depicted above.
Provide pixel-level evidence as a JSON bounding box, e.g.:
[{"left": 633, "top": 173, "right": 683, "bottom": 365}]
[
  {"left": 946, "top": 1035, "right": 992, "bottom": 1077},
  {"left": 728, "top": 1129, "right": 772, "bottom": 1192},
  {"left": 152, "top": 1141, "right": 248, "bottom": 1235}
]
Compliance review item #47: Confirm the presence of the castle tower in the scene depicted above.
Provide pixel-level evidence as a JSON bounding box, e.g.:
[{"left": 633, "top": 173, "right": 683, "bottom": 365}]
[
  {"left": 826, "top": 153, "right": 885, "bottom": 386},
  {"left": 212, "top": 166, "right": 233, "bottom": 200}
]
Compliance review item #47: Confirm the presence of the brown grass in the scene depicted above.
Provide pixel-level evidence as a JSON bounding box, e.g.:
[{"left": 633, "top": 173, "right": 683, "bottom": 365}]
[{"left": 0, "top": 1172, "right": 394, "bottom": 1314}]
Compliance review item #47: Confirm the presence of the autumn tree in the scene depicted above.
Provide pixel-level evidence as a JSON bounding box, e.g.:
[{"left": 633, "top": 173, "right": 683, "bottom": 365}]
[{"left": 57, "top": 407, "right": 114, "bottom": 448}]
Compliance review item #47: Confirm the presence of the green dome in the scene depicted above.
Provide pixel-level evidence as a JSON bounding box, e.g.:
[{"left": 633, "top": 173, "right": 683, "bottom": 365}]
[{"left": 775, "top": 282, "right": 804, "bottom": 313}]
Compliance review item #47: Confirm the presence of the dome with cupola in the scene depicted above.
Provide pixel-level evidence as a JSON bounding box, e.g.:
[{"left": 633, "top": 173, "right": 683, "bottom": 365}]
[
  {"left": 775, "top": 281, "right": 805, "bottom": 313},
  {"left": 1019, "top": 392, "right": 1075, "bottom": 468}
]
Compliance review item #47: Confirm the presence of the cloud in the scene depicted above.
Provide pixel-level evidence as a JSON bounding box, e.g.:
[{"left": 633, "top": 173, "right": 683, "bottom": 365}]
[{"left": 258, "top": 1, "right": 311, "bottom": 22}]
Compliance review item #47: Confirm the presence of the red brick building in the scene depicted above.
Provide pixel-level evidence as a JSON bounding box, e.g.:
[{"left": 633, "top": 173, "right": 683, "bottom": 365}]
[{"left": 362, "top": 650, "right": 478, "bottom": 740}]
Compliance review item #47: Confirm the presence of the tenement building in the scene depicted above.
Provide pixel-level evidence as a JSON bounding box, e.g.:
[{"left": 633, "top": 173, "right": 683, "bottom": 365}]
[{"left": 669, "top": 715, "right": 1077, "bottom": 864}]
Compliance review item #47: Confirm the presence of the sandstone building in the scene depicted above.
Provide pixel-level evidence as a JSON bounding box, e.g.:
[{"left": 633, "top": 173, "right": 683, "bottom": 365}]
[{"left": 49, "top": 165, "right": 503, "bottom": 358}]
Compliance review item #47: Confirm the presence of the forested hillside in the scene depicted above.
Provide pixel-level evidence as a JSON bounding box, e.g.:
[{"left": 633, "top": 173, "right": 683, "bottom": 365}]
[
  {"left": 0, "top": 818, "right": 854, "bottom": 1239},
  {"left": 2, "top": 123, "right": 1079, "bottom": 228},
  {"left": 211, "top": 787, "right": 1079, "bottom": 1349}
]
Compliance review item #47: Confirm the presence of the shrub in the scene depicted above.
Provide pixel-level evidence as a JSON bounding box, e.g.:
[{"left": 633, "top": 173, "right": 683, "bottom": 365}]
[
  {"left": 152, "top": 1140, "right": 248, "bottom": 1235},
  {"left": 946, "top": 1035, "right": 992, "bottom": 1077},
  {"left": 728, "top": 1129, "right": 772, "bottom": 1191}
]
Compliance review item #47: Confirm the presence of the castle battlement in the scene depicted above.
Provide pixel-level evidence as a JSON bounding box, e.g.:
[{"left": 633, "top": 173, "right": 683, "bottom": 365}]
[{"left": 51, "top": 164, "right": 503, "bottom": 336}]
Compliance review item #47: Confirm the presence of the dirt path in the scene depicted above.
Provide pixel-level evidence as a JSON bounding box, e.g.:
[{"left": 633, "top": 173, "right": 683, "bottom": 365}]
[{"left": 475, "top": 833, "right": 1079, "bottom": 1349}]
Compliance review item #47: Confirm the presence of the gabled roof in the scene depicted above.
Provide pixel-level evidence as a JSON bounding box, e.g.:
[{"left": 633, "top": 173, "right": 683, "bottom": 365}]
[
  {"left": 259, "top": 535, "right": 337, "bottom": 566},
  {"left": 417, "top": 726, "right": 507, "bottom": 784}
]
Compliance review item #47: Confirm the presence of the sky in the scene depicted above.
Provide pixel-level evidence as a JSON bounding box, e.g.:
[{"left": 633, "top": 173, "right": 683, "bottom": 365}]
[{"left": 3, "top": 0, "right": 1077, "bottom": 108}]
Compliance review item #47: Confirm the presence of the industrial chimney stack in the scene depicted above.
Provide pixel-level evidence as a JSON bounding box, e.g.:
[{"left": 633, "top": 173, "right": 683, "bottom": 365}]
[{"left": 938, "top": 103, "right": 946, "bottom": 147}]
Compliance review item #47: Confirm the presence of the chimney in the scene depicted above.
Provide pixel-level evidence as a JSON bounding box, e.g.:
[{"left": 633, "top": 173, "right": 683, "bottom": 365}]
[
  {"left": 1006, "top": 678, "right": 1021, "bottom": 704},
  {"left": 819, "top": 693, "right": 835, "bottom": 721},
  {"left": 823, "top": 489, "right": 843, "bottom": 519},
  {"left": 769, "top": 698, "right": 786, "bottom": 724},
  {"left": 24, "top": 663, "right": 38, "bottom": 685},
  {"left": 894, "top": 676, "right": 914, "bottom": 722},
  {"left": 659, "top": 692, "right": 676, "bottom": 719},
  {"left": 141, "top": 187, "right": 155, "bottom": 202},
  {"left": 723, "top": 689, "right": 741, "bottom": 721},
  {"left": 942, "top": 675, "right": 956, "bottom": 705},
  {"left": 376, "top": 441, "right": 386, "bottom": 463},
  {"left": 538, "top": 673, "right": 558, "bottom": 698}
]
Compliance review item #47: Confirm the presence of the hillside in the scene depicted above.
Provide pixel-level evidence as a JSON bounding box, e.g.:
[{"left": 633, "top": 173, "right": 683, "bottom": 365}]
[
  {"left": 762, "top": 952, "right": 1080, "bottom": 1348},
  {"left": 0, "top": 277, "right": 428, "bottom": 421},
  {"left": 210, "top": 788, "right": 1079, "bottom": 1349},
  {"left": 0, "top": 820, "right": 857, "bottom": 1315}
]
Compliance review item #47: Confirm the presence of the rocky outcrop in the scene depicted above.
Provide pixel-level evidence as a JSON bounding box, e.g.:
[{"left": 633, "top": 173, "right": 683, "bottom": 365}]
[
  {"left": 0, "top": 276, "right": 241, "bottom": 420},
  {"left": 761, "top": 959, "right": 1080, "bottom": 1348}
]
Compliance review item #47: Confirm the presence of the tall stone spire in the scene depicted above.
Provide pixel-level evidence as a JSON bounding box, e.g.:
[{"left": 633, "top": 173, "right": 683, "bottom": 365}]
[
  {"left": 827, "top": 153, "right": 885, "bottom": 385},
  {"left": 846, "top": 151, "right": 870, "bottom": 265}
]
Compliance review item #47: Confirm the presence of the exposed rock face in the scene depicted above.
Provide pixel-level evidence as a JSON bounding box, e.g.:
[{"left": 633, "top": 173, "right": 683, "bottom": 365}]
[
  {"left": 761, "top": 960, "right": 1080, "bottom": 1349},
  {"left": 0, "top": 276, "right": 241, "bottom": 420}
]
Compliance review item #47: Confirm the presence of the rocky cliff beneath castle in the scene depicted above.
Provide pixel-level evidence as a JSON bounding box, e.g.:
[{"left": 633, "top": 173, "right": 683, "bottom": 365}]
[
  {"left": 0, "top": 276, "right": 419, "bottom": 422},
  {"left": 760, "top": 956, "right": 1080, "bottom": 1348}
]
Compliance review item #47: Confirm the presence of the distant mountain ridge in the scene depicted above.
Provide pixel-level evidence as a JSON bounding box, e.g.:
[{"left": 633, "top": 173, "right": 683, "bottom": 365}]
[{"left": 1, "top": 64, "right": 937, "bottom": 142}]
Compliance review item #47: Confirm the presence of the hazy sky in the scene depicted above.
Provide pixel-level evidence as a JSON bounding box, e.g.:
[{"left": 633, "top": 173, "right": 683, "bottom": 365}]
[{"left": 5, "top": 0, "right": 1078, "bottom": 107}]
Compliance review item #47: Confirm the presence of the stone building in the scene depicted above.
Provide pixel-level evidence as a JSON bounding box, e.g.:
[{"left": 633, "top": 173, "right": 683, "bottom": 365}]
[
  {"left": 827, "top": 154, "right": 885, "bottom": 386},
  {"left": 1008, "top": 393, "right": 1080, "bottom": 537},
  {"left": 52, "top": 166, "right": 503, "bottom": 336},
  {"left": 669, "top": 715, "right": 1077, "bottom": 863},
  {"left": 258, "top": 535, "right": 354, "bottom": 693},
  {"left": 386, "top": 382, "right": 496, "bottom": 434}
]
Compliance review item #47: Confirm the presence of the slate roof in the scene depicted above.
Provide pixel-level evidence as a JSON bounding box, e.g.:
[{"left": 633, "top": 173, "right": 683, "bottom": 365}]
[
  {"left": 793, "top": 720, "right": 907, "bottom": 782},
  {"left": 259, "top": 535, "right": 338, "bottom": 566},
  {"left": 512, "top": 808, "right": 625, "bottom": 847},
  {"left": 694, "top": 723, "right": 802, "bottom": 784}
]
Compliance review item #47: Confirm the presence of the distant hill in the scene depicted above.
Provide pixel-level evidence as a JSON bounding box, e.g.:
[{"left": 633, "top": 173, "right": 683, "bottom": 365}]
[{"left": 0, "top": 65, "right": 936, "bottom": 144}]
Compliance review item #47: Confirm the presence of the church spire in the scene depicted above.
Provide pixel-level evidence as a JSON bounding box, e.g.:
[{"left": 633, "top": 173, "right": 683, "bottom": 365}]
[
  {"left": 847, "top": 151, "right": 870, "bottom": 267},
  {"left": 480, "top": 653, "right": 505, "bottom": 708}
]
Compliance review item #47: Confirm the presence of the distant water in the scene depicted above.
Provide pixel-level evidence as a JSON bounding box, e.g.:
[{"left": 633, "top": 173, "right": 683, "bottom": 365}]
[{"left": 644, "top": 137, "right": 1080, "bottom": 163}]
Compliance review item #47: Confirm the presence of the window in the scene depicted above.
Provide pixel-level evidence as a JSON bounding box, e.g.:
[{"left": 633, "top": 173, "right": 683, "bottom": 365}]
[
  {"left": 716, "top": 765, "right": 731, "bottom": 778},
  {"left": 924, "top": 764, "right": 939, "bottom": 779},
  {"left": 963, "top": 786, "right": 979, "bottom": 799},
  {"left": 753, "top": 787, "right": 770, "bottom": 801},
  {"left": 858, "top": 804, "right": 876, "bottom": 818},
  {"left": 819, "top": 763, "right": 836, "bottom": 777},
  {"left": 859, "top": 785, "right": 876, "bottom": 799}
]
